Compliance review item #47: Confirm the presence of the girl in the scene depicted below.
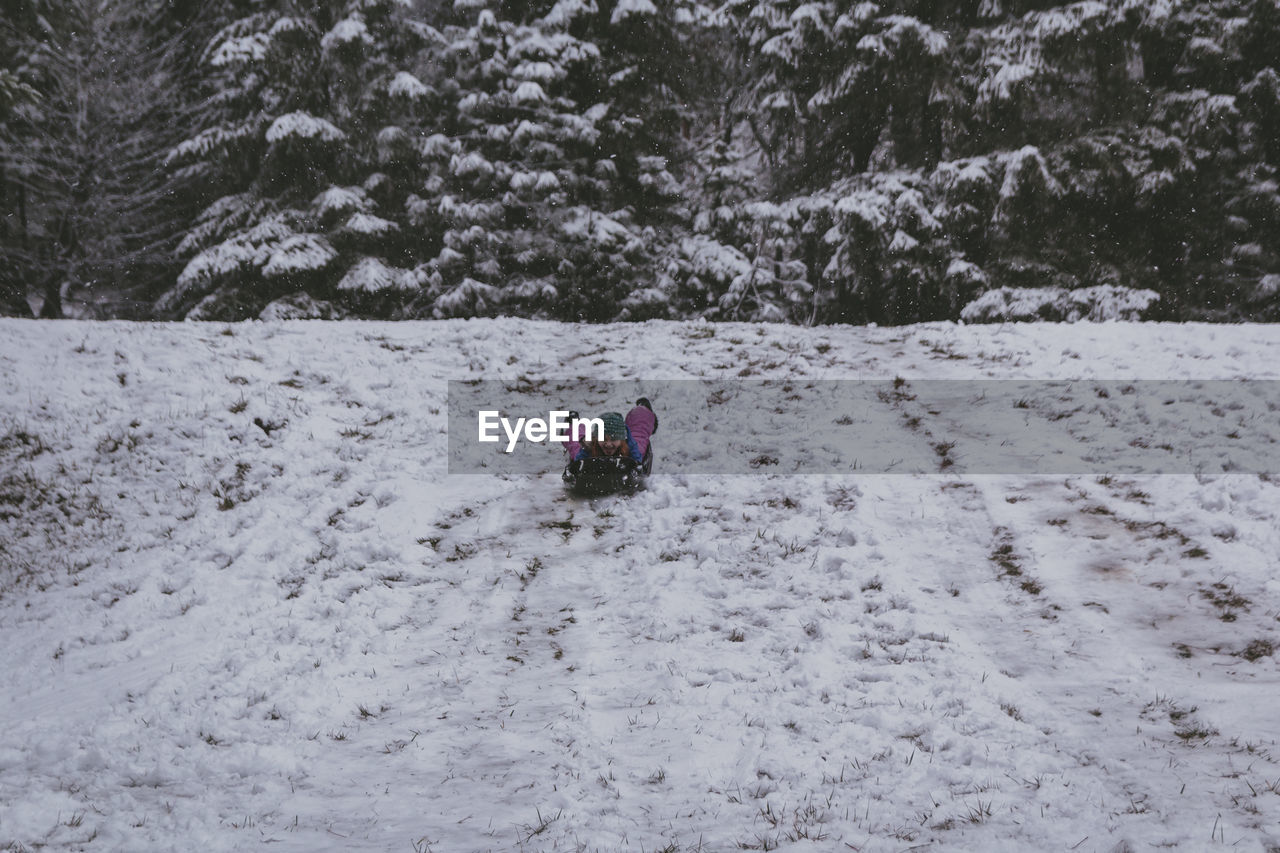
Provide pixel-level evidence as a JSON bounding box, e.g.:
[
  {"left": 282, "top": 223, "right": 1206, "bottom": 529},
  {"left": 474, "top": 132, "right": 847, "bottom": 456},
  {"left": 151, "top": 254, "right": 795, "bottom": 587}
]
[{"left": 566, "top": 399, "right": 657, "bottom": 473}]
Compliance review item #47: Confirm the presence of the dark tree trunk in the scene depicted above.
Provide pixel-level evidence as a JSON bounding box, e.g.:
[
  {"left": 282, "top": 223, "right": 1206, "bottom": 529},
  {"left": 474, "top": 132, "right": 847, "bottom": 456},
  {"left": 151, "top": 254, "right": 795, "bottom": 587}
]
[{"left": 38, "top": 275, "right": 63, "bottom": 318}]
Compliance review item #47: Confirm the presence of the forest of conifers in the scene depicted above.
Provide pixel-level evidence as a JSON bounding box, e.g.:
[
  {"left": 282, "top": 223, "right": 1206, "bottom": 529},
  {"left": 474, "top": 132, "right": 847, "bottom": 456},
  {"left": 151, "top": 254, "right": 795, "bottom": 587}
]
[{"left": 2, "top": 0, "right": 1278, "bottom": 323}]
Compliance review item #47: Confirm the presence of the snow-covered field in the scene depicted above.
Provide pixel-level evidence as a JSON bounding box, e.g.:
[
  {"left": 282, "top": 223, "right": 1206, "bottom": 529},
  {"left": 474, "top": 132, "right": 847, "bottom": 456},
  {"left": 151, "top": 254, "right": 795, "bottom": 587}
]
[{"left": 2, "top": 318, "right": 1279, "bottom": 852}]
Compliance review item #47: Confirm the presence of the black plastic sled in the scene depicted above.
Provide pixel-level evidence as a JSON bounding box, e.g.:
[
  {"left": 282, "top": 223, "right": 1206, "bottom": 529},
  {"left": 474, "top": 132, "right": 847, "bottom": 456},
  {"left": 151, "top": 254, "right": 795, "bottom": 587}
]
[{"left": 563, "top": 447, "right": 653, "bottom": 496}]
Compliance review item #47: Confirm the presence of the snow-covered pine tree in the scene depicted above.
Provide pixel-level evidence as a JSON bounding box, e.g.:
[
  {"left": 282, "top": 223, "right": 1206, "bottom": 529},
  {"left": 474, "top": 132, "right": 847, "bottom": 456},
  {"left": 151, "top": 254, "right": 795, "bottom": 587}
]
[
  {"left": 161, "top": 0, "right": 442, "bottom": 319},
  {"left": 403, "top": 5, "right": 604, "bottom": 318},
  {"left": 724, "top": 0, "right": 954, "bottom": 185},
  {"left": 718, "top": 0, "right": 1280, "bottom": 321},
  {"left": 402, "top": 0, "right": 701, "bottom": 321}
]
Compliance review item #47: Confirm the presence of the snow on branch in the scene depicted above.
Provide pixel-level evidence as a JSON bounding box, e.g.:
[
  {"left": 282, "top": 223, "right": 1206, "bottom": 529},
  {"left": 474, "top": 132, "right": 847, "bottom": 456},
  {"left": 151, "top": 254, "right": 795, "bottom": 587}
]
[
  {"left": 508, "top": 31, "right": 601, "bottom": 67},
  {"left": 995, "top": 145, "right": 1062, "bottom": 220},
  {"left": 244, "top": 215, "right": 299, "bottom": 245},
  {"left": 266, "top": 112, "right": 346, "bottom": 144},
  {"left": 450, "top": 152, "right": 496, "bottom": 178},
  {"left": 435, "top": 277, "right": 500, "bottom": 315},
  {"left": 543, "top": 0, "right": 599, "bottom": 27},
  {"left": 175, "top": 239, "right": 257, "bottom": 291},
  {"left": 421, "top": 134, "right": 458, "bottom": 159},
  {"left": 1152, "top": 90, "right": 1239, "bottom": 143},
  {"left": 167, "top": 121, "right": 262, "bottom": 165},
  {"left": 978, "top": 0, "right": 1123, "bottom": 104},
  {"left": 611, "top": 0, "right": 659, "bottom": 23},
  {"left": 930, "top": 157, "right": 994, "bottom": 202},
  {"left": 209, "top": 33, "right": 270, "bottom": 67},
  {"left": 337, "top": 257, "right": 418, "bottom": 292},
  {"left": 834, "top": 189, "right": 892, "bottom": 231},
  {"left": 172, "top": 214, "right": 299, "bottom": 299},
  {"left": 945, "top": 258, "right": 988, "bottom": 289},
  {"left": 961, "top": 284, "right": 1159, "bottom": 322},
  {"left": 977, "top": 62, "right": 1036, "bottom": 106},
  {"left": 262, "top": 234, "right": 338, "bottom": 278},
  {"left": 560, "top": 207, "right": 637, "bottom": 249},
  {"left": 888, "top": 228, "right": 920, "bottom": 253},
  {"left": 789, "top": 3, "right": 833, "bottom": 29},
  {"left": 322, "top": 16, "right": 373, "bottom": 50},
  {"left": 1031, "top": 0, "right": 1112, "bottom": 42},
  {"left": 877, "top": 15, "right": 949, "bottom": 56},
  {"left": 512, "top": 81, "right": 550, "bottom": 104},
  {"left": 893, "top": 188, "right": 941, "bottom": 233},
  {"left": 259, "top": 293, "right": 347, "bottom": 320},
  {"left": 512, "top": 120, "right": 549, "bottom": 147},
  {"left": 388, "top": 72, "right": 431, "bottom": 99},
  {"left": 178, "top": 193, "right": 262, "bottom": 255},
  {"left": 312, "top": 186, "right": 372, "bottom": 219},
  {"left": 438, "top": 195, "right": 504, "bottom": 225},
  {"left": 762, "top": 33, "right": 804, "bottom": 67},
  {"left": 513, "top": 61, "right": 566, "bottom": 83},
  {"left": 457, "top": 92, "right": 491, "bottom": 114},
  {"left": 677, "top": 234, "right": 754, "bottom": 281},
  {"left": 268, "top": 17, "right": 311, "bottom": 37},
  {"left": 342, "top": 212, "right": 400, "bottom": 236}
]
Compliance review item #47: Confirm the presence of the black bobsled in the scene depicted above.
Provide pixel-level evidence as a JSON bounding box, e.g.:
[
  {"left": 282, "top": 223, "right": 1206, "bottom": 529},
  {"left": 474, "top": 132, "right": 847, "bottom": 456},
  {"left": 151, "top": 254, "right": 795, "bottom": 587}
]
[{"left": 563, "top": 446, "right": 653, "bottom": 496}]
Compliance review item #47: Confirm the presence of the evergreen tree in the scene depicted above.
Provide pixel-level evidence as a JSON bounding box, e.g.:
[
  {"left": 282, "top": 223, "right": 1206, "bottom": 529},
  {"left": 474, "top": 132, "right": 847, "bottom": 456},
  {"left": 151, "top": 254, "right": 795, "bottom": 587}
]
[
  {"left": 715, "top": 0, "right": 1280, "bottom": 322},
  {"left": 0, "top": 0, "right": 197, "bottom": 318},
  {"left": 399, "top": 0, "right": 707, "bottom": 321},
  {"left": 160, "top": 0, "right": 443, "bottom": 319}
]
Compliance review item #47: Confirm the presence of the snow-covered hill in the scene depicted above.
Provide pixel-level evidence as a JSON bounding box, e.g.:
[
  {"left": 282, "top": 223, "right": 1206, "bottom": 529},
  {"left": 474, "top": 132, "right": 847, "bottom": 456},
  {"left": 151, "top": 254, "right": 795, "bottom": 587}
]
[{"left": 2, "top": 319, "right": 1279, "bottom": 852}]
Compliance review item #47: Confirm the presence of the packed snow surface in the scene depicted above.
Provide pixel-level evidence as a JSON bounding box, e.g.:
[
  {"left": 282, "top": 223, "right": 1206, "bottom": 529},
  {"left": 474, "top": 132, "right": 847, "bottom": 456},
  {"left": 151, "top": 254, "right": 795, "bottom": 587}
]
[{"left": 2, "top": 319, "right": 1279, "bottom": 852}]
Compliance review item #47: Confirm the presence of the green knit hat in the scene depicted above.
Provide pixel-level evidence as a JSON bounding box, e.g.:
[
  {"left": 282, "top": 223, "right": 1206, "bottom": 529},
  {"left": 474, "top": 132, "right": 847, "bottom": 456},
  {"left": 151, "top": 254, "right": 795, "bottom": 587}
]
[{"left": 600, "top": 411, "right": 627, "bottom": 439}]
